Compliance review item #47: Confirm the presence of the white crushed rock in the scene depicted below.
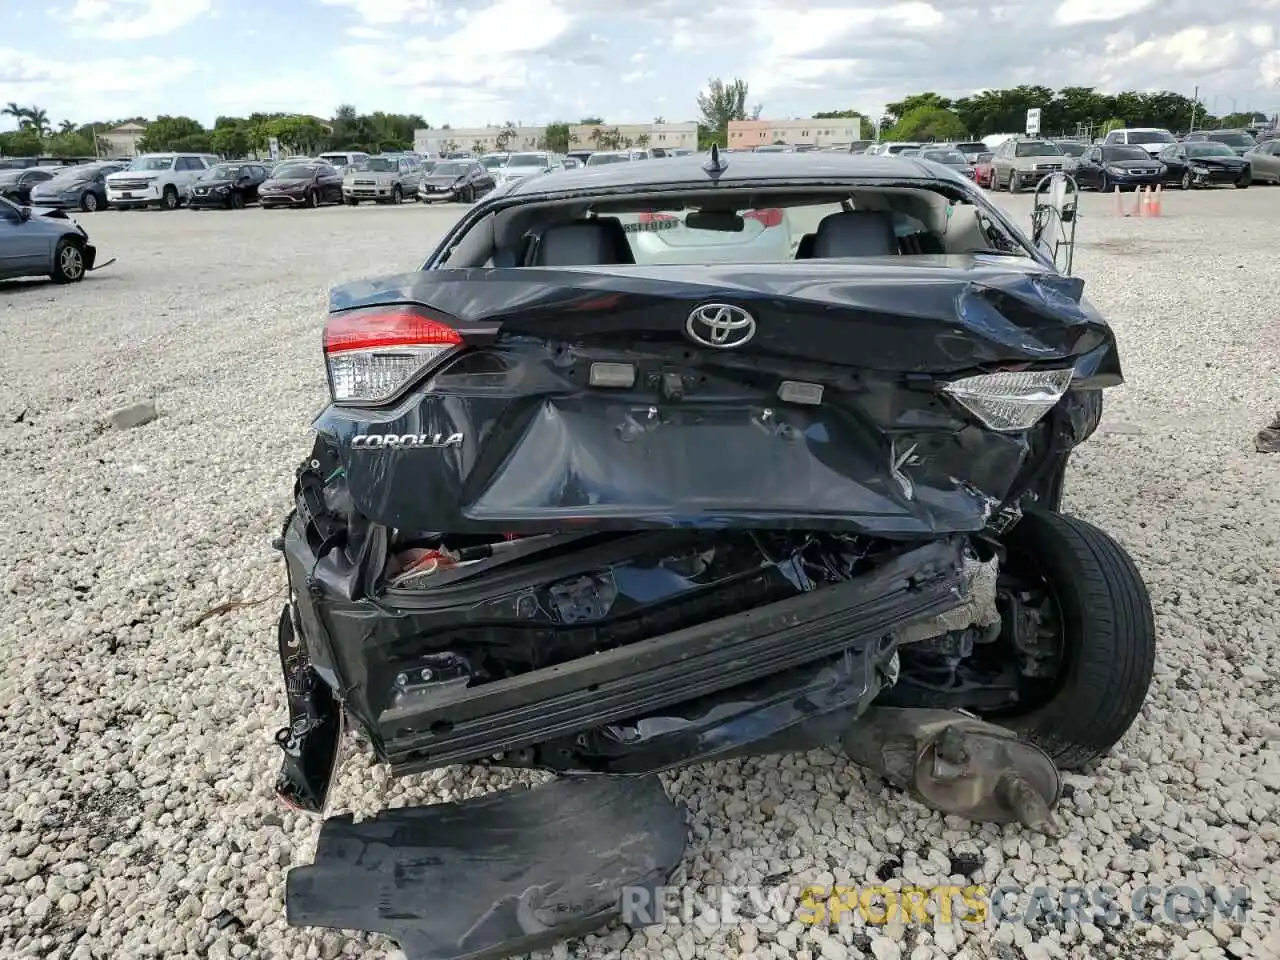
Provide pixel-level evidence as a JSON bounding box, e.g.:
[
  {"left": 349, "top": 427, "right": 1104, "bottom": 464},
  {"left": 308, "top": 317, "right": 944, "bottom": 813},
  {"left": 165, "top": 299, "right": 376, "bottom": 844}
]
[{"left": 1, "top": 190, "right": 1278, "bottom": 959}]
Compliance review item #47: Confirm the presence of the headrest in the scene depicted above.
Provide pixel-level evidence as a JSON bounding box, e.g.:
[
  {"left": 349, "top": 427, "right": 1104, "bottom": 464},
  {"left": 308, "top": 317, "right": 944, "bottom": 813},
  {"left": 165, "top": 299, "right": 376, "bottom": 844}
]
[
  {"left": 530, "top": 218, "right": 635, "bottom": 266},
  {"left": 811, "top": 211, "right": 898, "bottom": 258}
]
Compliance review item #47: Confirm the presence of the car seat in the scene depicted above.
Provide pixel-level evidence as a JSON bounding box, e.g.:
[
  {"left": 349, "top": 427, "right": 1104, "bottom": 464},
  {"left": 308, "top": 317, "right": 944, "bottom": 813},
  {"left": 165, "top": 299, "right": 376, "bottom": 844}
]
[
  {"left": 808, "top": 210, "right": 898, "bottom": 258},
  {"left": 526, "top": 218, "right": 635, "bottom": 266}
]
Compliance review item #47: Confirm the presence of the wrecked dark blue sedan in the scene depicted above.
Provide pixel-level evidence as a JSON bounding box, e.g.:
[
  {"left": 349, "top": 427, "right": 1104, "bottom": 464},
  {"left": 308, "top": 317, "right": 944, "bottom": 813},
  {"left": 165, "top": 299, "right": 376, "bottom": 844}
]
[{"left": 271, "top": 151, "right": 1156, "bottom": 960}]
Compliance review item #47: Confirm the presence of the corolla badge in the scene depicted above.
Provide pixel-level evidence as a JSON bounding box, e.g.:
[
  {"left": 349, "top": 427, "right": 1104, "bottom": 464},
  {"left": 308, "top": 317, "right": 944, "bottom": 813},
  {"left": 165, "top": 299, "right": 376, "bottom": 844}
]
[
  {"left": 351, "top": 432, "right": 463, "bottom": 449},
  {"left": 685, "top": 303, "right": 756, "bottom": 349}
]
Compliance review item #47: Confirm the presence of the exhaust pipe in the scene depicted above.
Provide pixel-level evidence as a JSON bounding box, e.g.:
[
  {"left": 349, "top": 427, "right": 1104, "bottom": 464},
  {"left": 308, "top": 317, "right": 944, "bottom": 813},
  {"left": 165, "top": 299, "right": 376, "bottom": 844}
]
[{"left": 841, "top": 708, "right": 1061, "bottom": 832}]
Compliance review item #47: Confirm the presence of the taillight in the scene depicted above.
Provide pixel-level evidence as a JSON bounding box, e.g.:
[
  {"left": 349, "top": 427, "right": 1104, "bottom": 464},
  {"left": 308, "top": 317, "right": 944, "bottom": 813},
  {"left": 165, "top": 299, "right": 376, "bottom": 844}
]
[
  {"left": 744, "top": 208, "right": 783, "bottom": 228},
  {"left": 941, "top": 368, "right": 1074, "bottom": 432},
  {"left": 323, "top": 306, "right": 463, "bottom": 404}
]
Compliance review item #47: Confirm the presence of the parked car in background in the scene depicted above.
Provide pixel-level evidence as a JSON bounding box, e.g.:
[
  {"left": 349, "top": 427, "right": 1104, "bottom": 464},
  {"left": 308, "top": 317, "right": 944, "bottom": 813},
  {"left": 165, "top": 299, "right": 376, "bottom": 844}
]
[
  {"left": 972, "top": 152, "right": 996, "bottom": 188},
  {"left": 1050, "top": 140, "right": 1088, "bottom": 173},
  {"left": 1071, "top": 145, "right": 1164, "bottom": 192},
  {"left": 105, "top": 153, "right": 215, "bottom": 209},
  {"left": 919, "top": 147, "right": 977, "bottom": 180},
  {"left": 261, "top": 161, "right": 345, "bottom": 208},
  {"left": 1157, "top": 142, "right": 1251, "bottom": 189},
  {"left": 495, "top": 152, "right": 563, "bottom": 185},
  {"left": 989, "top": 138, "right": 1065, "bottom": 192},
  {"left": 900, "top": 148, "right": 922, "bottom": 157},
  {"left": 343, "top": 155, "right": 423, "bottom": 204},
  {"left": 939, "top": 141, "right": 988, "bottom": 162},
  {"left": 0, "top": 167, "right": 61, "bottom": 205},
  {"left": 27, "top": 161, "right": 127, "bottom": 212},
  {"left": 562, "top": 157, "right": 583, "bottom": 169},
  {"left": 0, "top": 194, "right": 102, "bottom": 283},
  {"left": 317, "top": 151, "right": 371, "bottom": 171},
  {"left": 1182, "top": 130, "right": 1257, "bottom": 156},
  {"left": 566, "top": 150, "right": 593, "bottom": 166},
  {"left": 1103, "top": 127, "right": 1177, "bottom": 158},
  {"left": 843, "top": 140, "right": 875, "bottom": 154},
  {"left": 478, "top": 153, "right": 510, "bottom": 172},
  {"left": 585, "top": 150, "right": 649, "bottom": 166},
  {"left": 1243, "top": 138, "right": 1280, "bottom": 183},
  {"left": 865, "top": 141, "right": 922, "bottom": 156},
  {"left": 188, "top": 161, "right": 270, "bottom": 209},
  {"left": 418, "top": 159, "right": 494, "bottom": 203}
]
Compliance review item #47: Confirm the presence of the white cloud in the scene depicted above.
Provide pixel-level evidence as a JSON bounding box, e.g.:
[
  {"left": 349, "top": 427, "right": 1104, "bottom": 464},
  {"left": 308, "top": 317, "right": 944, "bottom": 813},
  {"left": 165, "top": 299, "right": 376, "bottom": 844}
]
[
  {"left": 1053, "top": 0, "right": 1155, "bottom": 27},
  {"left": 318, "top": 0, "right": 447, "bottom": 26},
  {"left": 0, "top": 48, "right": 199, "bottom": 122},
  {"left": 65, "top": 0, "right": 211, "bottom": 39},
  {"left": 346, "top": 25, "right": 393, "bottom": 39}
]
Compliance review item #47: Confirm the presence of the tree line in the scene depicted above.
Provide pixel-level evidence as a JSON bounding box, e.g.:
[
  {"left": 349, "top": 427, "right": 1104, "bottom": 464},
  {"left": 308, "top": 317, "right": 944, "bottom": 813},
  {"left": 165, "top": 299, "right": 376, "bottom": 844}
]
[
  {"left": 4, "top": 83, "right": 1270, "bottom": 161},
  {"left": 0, "top": 104, "right": 426, "bottom": 158}
]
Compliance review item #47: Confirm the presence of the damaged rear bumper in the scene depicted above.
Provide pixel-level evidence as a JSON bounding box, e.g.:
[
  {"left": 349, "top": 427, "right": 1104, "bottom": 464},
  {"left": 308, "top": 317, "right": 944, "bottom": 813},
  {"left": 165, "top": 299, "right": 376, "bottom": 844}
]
[{"left": 274, "top": 523, "right": 968, "bottom": 806}]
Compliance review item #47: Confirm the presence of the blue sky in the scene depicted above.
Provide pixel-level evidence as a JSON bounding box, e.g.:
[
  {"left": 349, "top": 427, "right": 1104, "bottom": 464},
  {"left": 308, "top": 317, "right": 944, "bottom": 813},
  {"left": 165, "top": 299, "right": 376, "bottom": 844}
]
[{"left": 2, "top": 0, "right": 1279, "bottom": 129}]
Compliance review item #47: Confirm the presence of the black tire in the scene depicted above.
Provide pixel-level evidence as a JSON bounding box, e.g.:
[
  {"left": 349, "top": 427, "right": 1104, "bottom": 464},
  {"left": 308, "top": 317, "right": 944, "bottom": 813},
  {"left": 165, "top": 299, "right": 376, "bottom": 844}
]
[
  {"left": 995, "top": 510, "right": 1155, "bottom": 770},
  {"left": 392, "top": 185, "right": 403, "bottom": 204},
  {"left": 1180, "top": 171, "right": 1192, "bottom": 190},
  {"left": 162, "top": 186, "right": 179, "bottom": 210},
  {"left": 1007, "top": 172, "right": 1019, "bottom": 193},
  {"left": 1099, "top": 172, "right": 1110, "bottom": 193},
  {"left": 52, "top": 237, "right": 87, "bottom": 283},
  {"left": 345, "top": 197, "right": 359, "bottom": 206},
  {"left": 306, "top": 189, "right": 318, "bottom": 208},
  {"left": 230, "top": 191, "right": 246, "bottom": 209},
  {"left": 1235, "top": 173, "right": 1251, "bottom": 189},
  {"left": 80, "top": 191, "right": 100, "bottom": 213}
]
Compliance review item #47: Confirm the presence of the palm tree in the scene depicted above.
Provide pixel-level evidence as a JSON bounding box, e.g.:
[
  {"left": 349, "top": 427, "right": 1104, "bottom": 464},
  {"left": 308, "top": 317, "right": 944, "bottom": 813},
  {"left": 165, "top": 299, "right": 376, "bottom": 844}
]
[
  {"left": 3, "top": 102, "right": 28, "bottom": 127},
  {"left": 26, "top": 107, "right": 51, "bottom": 137},
  {"left": 589, "top": 127, "right": 604, "bottom": 148},
  {"left": 59, "top": 120, "right": 76, "bottom": 134}
]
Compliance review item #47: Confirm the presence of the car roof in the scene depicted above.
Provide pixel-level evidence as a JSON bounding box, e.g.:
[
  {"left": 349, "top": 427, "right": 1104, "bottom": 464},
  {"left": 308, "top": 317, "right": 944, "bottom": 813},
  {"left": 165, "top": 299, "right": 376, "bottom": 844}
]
[{"left": 502, "top": 152, "right": 954, "bottom": 197}]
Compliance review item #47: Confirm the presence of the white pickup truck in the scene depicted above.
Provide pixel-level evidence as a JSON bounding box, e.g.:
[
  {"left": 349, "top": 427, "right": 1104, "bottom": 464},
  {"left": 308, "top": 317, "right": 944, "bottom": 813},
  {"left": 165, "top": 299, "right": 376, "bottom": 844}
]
[{"left": 104, "top": 153, "right": 219, "bottom": 210}]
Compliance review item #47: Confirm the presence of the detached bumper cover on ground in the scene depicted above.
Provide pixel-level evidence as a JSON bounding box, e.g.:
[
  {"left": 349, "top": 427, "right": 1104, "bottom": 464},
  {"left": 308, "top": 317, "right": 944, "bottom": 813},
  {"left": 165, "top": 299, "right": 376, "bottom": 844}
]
[{"left": 286, "top": 775, "right": 687, "bottom": 960}]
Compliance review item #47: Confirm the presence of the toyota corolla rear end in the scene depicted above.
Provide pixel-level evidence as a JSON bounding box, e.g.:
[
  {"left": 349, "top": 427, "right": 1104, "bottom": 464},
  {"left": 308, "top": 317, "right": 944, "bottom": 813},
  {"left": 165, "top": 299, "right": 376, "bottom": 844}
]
[{"left": 271, "top": 241, "right": 1121, "bottom": 809}]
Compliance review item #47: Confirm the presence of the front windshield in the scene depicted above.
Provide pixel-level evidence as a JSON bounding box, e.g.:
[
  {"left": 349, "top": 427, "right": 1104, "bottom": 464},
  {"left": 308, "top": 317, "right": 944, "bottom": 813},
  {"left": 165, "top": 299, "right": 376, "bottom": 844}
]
[
  {"left": 319, "top": 155, "right": 351, "bottom": 166},
  {"left": 1186, "top": 143, "right": 1237, "bottom": 158},
  {"left": 432, "top": 162, "right": 470, "bottom": 177},
  {"left": 953, "top": 142, "right": 986, "bottom": 154},
  {"left": 1014, "top": 141, "right": 1062, "bottom": 157},
  {"left": 480, "top": 155, "right": 507, "bottom": 169},
  {"left": 204, "top": 163, "right": 243, "bottom": 179},
  {"left": 1127, "top": 130, "right": 1176, "bottom": 145},
  {"left": 1054, "top": 142, "right": 1087, "bottom": 156},
  {"left": 1209, "top": 132, "right": 1255, "bottom": 147},
  {"left": 507, "top": 153, "right": 548, "bottom": 167},
  {"left": 586, "top": 153, "right": 630, "bottom": 165},
  {"left": 922, "top": 150, "right": 967, "bottom": 163},
  {"left": 1103, "top": 147, "right": 1150, "bottom": 162},
  {"left": 884, "top": 144, "right": 918, "bottom": 154},
  {"left": 363, "top": 157, "right": 398, "bottom": 172},
  {"left": 47, "top": 164, "right": 104, "bottom": 183},
  {"left": 129, "top": 156, "right": 174, "bottom": 171},
  {"left": 272, "top": 164, "right": 314, "bottom": 179}
]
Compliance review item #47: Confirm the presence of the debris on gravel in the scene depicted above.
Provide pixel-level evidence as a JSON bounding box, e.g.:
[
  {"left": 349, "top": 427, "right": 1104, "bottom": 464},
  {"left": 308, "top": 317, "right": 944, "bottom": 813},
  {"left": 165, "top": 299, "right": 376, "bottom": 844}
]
[
  {"left": 1, "top": 192, "right": 1278, "bottom": 960},
  {"left": 108, "top": 399, "right": 159, "bottom": 430}
]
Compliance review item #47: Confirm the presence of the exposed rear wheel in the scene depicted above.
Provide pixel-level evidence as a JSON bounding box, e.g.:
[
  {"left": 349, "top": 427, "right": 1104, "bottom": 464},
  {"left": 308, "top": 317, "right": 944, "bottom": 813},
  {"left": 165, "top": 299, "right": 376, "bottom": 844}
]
[
  {"left": 81, "top": 191, "right": 100, "bottom": 212},
  {"left": 162, "top": 186, "right": 179, "bottom": 210},
  {"left": 989, "top": 510, "right": 1156, "bottom": 770}
]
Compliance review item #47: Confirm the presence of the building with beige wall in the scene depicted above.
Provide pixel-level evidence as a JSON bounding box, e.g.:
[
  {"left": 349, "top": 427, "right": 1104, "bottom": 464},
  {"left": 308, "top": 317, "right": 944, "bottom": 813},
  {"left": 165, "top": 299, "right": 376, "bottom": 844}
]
[
  {"left": 414, "top": 125, "right": 546, "bottom": 156},
  {"left": 101, "top": 122, "right": 146, "bottom": 157},
  {"left": 728, "top": 119, "right": 864, "bottom": 149},
  {"left": 569, "top": 121, "right": 697, "bottom": 151}
]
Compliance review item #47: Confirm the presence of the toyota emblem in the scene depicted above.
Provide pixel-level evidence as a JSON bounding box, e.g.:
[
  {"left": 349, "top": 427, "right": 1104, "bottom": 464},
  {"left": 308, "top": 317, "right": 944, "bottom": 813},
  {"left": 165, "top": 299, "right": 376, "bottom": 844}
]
[{"left": 685, "top": 303, "right": 757, "bottom": 349}]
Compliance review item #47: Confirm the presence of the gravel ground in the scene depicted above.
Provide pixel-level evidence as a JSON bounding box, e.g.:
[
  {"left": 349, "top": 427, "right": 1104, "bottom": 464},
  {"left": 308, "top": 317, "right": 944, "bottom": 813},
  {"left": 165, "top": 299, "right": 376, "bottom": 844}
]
[{"left": 1, "top": 186, "right": 1278, "bottom": 960}]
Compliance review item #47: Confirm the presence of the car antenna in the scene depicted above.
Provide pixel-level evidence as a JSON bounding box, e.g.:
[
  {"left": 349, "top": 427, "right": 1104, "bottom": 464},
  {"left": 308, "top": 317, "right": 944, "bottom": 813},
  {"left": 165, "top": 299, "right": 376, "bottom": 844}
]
[{"left": 703, "top": 143, "right": 728, "bottom": 175}]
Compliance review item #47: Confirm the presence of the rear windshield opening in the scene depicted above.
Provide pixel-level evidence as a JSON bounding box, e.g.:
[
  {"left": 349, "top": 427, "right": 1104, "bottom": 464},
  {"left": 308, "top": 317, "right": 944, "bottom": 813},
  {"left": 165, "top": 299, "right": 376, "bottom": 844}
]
[{"left": 438, "top": 186, "right": 1028, "bottom": 269}]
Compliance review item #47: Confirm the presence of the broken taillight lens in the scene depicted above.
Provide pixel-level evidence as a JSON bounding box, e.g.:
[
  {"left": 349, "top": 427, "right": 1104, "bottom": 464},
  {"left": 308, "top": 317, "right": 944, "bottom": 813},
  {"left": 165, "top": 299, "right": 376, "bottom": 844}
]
[
  {"left": 941, "top": 368, "right": 1074, "bottom": 432},
  {"left": 323, "top": 307, "right": 463, "bottom": 404}
]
